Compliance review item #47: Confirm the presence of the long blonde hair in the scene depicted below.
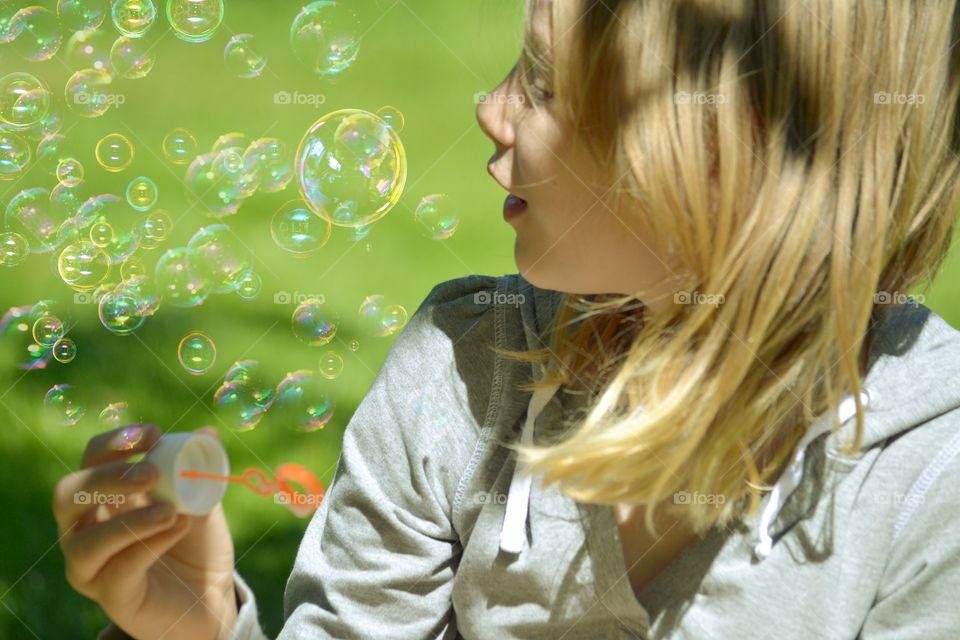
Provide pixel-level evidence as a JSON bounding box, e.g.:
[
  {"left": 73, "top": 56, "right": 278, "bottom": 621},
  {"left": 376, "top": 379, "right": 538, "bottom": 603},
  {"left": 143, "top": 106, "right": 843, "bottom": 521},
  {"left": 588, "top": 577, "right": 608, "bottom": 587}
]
[{"left": 495, "top": 0, "right": 960, "bottom": 539}]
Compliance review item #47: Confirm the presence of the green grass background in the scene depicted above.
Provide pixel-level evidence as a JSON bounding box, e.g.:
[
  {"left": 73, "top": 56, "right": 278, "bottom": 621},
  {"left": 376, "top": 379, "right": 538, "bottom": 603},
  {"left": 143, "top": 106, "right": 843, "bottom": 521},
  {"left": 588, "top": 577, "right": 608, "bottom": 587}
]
[{"left": 0, "top": 1, "right": 958, "bottom": 638}]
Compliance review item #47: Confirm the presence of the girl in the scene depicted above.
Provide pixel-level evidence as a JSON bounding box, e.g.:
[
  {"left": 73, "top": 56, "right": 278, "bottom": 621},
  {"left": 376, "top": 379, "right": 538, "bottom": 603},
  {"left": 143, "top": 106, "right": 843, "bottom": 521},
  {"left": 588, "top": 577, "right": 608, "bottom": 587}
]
[{"left": 55, "top": 0, "right": 960, "bottom": 638}]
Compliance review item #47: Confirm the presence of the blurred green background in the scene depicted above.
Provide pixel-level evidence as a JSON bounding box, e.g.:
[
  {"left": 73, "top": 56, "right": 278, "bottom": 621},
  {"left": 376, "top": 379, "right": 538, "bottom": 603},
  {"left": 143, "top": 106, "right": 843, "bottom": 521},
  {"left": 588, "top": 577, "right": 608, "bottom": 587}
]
[
  {"left": 0, "top": 1, "right": 958, "bottom": 638},
  {"left": 0, "top": 0, "right": 524, "bottom": 636}
]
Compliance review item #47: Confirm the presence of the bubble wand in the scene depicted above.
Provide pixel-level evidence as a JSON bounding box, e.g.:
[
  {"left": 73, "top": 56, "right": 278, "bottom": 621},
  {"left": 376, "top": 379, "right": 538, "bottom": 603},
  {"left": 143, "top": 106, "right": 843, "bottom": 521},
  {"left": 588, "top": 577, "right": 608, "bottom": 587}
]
[{"left": 179, "top": 463, "right": 325, "bottom": 518}]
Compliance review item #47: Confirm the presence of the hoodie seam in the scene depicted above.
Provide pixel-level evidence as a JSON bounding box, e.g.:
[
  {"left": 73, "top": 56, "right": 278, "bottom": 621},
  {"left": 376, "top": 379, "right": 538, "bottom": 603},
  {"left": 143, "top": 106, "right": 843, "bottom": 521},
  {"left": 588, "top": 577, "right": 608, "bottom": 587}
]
[{"left": 452, "top": 275, "right": 508, "bottom": 528}]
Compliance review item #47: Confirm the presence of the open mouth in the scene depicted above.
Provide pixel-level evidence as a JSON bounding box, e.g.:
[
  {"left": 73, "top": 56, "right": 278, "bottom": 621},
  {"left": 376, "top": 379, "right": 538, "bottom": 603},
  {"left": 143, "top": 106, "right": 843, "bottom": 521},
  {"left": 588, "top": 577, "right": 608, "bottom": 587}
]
[{"left": 504, "top": 194, "right": 528, "bottom": 220}]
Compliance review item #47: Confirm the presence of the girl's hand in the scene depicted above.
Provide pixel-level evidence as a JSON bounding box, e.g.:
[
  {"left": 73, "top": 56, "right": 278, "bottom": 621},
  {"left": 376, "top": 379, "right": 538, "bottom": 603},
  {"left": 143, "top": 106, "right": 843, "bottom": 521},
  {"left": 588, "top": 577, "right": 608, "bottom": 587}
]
[{"left": 53, "top": 424, "right": 238, "bottom": 640}]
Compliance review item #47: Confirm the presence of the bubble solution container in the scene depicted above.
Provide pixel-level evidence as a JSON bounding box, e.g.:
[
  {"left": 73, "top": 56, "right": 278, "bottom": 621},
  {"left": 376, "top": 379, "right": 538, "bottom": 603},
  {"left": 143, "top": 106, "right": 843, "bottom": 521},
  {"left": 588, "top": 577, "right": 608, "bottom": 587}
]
[{"left": 144, "top": 432, "right": 229, "bottom": 516}]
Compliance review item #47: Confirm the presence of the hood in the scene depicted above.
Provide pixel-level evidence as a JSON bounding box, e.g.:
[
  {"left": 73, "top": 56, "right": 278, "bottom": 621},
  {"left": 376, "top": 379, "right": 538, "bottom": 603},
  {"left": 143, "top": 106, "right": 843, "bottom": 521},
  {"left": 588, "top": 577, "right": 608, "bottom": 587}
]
[{"left": 498, "top": 281, "right": 960, "bottom": 560}]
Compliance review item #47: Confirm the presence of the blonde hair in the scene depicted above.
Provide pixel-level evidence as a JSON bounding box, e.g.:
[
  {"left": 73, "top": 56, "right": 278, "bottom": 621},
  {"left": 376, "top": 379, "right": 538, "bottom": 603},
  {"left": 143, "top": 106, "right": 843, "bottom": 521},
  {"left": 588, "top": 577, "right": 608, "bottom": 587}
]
[{"left": 495, "top": 0, "right": 960, "bottom": 539}]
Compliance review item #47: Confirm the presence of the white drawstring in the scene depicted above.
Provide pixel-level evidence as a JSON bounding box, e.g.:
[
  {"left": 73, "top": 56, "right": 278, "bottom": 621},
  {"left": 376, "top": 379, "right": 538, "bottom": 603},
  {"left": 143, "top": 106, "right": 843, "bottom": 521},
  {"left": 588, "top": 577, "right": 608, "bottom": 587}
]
[
  {"left": 499, "top": 381, "right": 562, "bottom": 554},
  {"left": 752, "top": 389, "right": 872, "bottom": 559}
]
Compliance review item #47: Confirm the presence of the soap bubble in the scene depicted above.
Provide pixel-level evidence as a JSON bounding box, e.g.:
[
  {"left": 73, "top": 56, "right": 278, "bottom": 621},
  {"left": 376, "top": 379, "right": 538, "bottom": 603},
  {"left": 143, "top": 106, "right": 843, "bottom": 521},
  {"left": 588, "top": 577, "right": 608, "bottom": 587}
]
[
  {"left": 0, "top": 72, "right": 51, "bottom": 130},
  {"left": 58, "top": 0, "right": 108, "bottom": 32},
  {"left": 236, "top": 271, "right": 261, "bottom": 300},
  {"left": 154, "top": 246, "right": 209, "bottom": 306},
  {"left": 57, "top": 240, "right": 110, "bottom": 290},
  {"left": 98, "top": 290, "right": 145, "bottom": 334},
  {"left": 114, "top": 274, "right": 160, "bottom": 316},
  {"left": 110, "top": 34, "right": 156, "bottom": 79},
  {"left": 178, "top": 331, "right": 216, "bottom": 375},
  {"left": 88, "top": 219, "right": 113, "bottom": 246},
  {"left": 186, "top": 224, "right": 251, "bottom": 293},
  {"left": 56, "top": 157, "right": 84, "bottom": 187},
  {"left": 318, "top": 350, "right": 343, "bottom": 379},
  {"left": 33, "top": 315, "right": 65, "bottom": 346},
  {"left": 244, "top": 137, "right": 291, "bottom": 192},
  {"left": 348, "top": 338, "right": 359, "bottom": 351},
  {"left": 65, "top": 68, "right": 114, "bottom": 118},
  {"left": 119, "top": 256, "right": 145, "bottom": 279},
  {"left": 51, "top": 182, "right": 89, "bottom": 220},
  {"left": 184, "top": 151, "right": 247, "bottom": 217},
  {"left": 213, "top": 380, "right": 266, "bottom": 431},
  {"left": 224, "top": 33, "right": 266, "bottom": 78},
  {"left": 11, "top": 7, "right": 62, "bottom": 61},
  {"left": 166, "top": 0, "right": 224, "bottom": 43},
  {"left": 52, "top": 337, "right": 77, "bottom": 362},
  {"left": 0, "top": 131, "right": 31, "bottom": 181},
  {"left": 291, "top": 300, "right": 338, "bottom": 346},
  {"left": 1, "top": 304, "right": 54, "bottom": 370},
  {"left": 139, "top": 209, "right": 171, "bottom": 248},
  {"left": 36, "top": 133, "right": 68, "bottom": 174},
  {"left": 64, "top": 28, "right": 112, "bottom": 71},
  {"left": 352, "top": 223, "right": 371, "bottom": 241},
  {"left": 376, "top": 106, "right": 405, "bottom": 132},
  {"left": 77, "top": 194, "right": 141, "bottom": 264},
  {"left": 0, "top": 231, "right": 29, "bottom": 267},
  {"left": 290, "top": 1, "right": 361, "bottom": 78},
  {"left": 273, "top": 370, "right": 334, "bottom": 432},
  {"left": 271, "top": 200, "right": 331, "bottom": 256},
  {"left": 98, "top": 401, "right": 129, "bottom": 427},
  {"left": 224, "top": 359, "right": 274, "bottom": 408},
  {"left": 295, "top": 109, "right": 407, "bottom": 228},
  {"left": 415, "top": 194, "right": 459, "bottom": 240},
  {"left": 5, "top": 187, "right": 64, "bottom": 254},
  {"left": 380, "top": 304, "right": 408, "bottom": 336},
  {"left": 44, "top": 384, "right": 85, "bottom": 425},
  {"left": 162, "top": 127, "right": 197, "bottom": 164},
  {"left": 125, "top": 175, "right": 157, "bottom": 210},
  {"left": 212, "top": 131, "right": 248, "bottom": 154},
  {"left": 96, "top": 133, "right": 135, "bottom": 172},
  {"left": 112, "top": 0, "right": 157, "bottom": 37},
  {"left": 92, "top": 281, "right": 117, "bottom": 304}
]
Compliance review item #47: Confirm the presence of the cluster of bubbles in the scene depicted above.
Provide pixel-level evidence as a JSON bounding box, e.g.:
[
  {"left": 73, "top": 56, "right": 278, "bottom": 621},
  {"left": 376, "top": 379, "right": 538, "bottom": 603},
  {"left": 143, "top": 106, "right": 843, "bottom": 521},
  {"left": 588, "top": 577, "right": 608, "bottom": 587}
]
[
  {"left": 213, "top": 360, "right": 334, "bottom": 433},
  {"left": 357, "top": 294, "right": 408, "bottom": 337},
  {"left": 42, "top": 391, "right": 133, "bottom": 428},
  {"left": 185, "top": 132, "right": 294, "bottom": 219},
  {"left": 0, "top": 300, "right": 76, "bottom": 370}
]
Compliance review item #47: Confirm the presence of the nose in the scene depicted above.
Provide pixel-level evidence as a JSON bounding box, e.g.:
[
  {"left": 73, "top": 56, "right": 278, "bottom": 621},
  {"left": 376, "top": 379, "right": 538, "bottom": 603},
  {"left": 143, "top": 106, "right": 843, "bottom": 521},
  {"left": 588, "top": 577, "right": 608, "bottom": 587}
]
[{"left": 476, "top": 67, "right": 517, "bottom": 155}]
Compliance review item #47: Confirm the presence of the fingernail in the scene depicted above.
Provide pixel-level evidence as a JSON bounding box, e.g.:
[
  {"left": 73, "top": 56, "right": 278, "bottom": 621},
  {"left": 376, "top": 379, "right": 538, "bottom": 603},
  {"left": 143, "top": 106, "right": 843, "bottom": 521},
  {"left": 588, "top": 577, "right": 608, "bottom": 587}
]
[
  {"left": 128, "top": 462, "right": 155, "bottom": 484},
  {"left": 147, "top": 503, "right": 175, "bottom": 521}
]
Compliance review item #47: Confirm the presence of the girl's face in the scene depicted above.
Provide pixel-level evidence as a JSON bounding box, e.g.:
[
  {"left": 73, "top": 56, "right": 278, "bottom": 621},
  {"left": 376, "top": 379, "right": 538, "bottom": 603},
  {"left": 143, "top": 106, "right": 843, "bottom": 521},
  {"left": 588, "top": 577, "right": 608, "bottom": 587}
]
[{"left": 476, "top": 3, "right": 678, "bottom": 313}]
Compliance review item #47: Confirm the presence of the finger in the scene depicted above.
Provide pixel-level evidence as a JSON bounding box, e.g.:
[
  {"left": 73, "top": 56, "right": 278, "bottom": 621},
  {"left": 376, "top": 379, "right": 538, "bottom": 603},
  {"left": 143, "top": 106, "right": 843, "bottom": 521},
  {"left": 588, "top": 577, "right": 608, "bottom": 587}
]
[
  {"left": 81, "top": 424, "right": 162, "bottom": 469},
  {"left": 194, "top": 426, "right": 219, "bottom": 439},
  {"left": 63, "top": 502, "right": 180, "bottom": 586},
  {"left": 53, "top": 459, "right": 160, "bottom": 535},
  {"left": 94, "top": 516, "right": 193, "bottom": 604}
]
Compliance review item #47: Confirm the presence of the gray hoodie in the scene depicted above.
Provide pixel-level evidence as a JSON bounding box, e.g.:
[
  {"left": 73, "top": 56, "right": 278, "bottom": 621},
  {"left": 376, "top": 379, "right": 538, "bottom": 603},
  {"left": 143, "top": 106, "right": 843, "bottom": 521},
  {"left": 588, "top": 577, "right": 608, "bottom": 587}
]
[{"left": 100, "top": 273, "right": 960, "bottom": 639}]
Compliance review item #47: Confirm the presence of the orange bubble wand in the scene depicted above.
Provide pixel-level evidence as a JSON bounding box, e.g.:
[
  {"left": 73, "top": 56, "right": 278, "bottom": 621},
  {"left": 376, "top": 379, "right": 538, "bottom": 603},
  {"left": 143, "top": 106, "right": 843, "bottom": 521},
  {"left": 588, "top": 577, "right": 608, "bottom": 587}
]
[{"left": 179, "top": 463, "right": 325, "bottom": 518}]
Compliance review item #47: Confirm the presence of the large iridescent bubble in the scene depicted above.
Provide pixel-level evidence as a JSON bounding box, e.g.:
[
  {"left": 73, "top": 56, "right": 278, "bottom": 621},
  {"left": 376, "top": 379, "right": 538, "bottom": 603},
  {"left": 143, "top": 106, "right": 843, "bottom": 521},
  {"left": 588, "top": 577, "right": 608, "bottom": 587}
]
[
  {"left": 154, "top": 246, "right": 209, "bottom": 307},
  {"left": 295, "top": 109, "right": 407, "bottom": 228},
  {"left": 76, "top": 194, "right": 142, "bottom": 264},
  {"left": 166, "top": 0, "right": 223, "bottom": 43},
  {"left": 5, "top": 187, "right": 65, "bottom": 254},
  {"left": 10, "top": 6, "right": 62, "bottom": 61},
  {"left": 57, "top": 240, "right": 110, "bottom": 291},
  {"left": 58, "top": 0, "right": 108, "bottom": 32},
  {"left": 272, "top": 370, "right": 335, "bottom": 432},
  {"left": 65, "top": 68, "right": 114, "bottom": 118},
  {"left": 0, "top": 131, "right": 31, "bottom": 181},
  {"left": 0, "top": 72, "right": 51, "bottom": 130}
]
